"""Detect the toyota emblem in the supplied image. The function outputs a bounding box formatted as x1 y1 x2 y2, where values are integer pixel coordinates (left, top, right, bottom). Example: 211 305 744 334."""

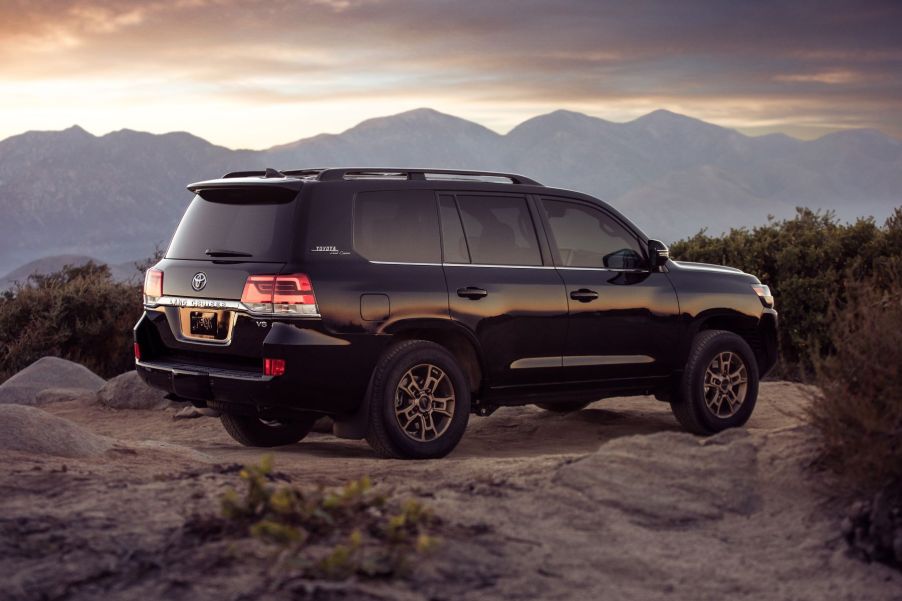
191 272 207 291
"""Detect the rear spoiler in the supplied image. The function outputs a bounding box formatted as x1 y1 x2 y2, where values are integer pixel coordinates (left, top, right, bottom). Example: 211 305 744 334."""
187 171 304 202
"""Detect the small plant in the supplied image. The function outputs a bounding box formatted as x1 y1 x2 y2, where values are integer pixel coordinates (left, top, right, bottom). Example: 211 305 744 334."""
807 264 902 487
219 455 440 579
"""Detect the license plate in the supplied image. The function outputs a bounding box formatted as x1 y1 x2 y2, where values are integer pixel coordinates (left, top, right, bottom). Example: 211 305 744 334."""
190 311 218 336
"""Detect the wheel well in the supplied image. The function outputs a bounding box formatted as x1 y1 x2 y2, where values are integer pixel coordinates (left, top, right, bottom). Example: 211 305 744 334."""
697 315 774 372
393 328 483 393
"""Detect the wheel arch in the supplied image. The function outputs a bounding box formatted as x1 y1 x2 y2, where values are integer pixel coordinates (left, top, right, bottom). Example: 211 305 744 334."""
381 319 485 395
686 309 776 375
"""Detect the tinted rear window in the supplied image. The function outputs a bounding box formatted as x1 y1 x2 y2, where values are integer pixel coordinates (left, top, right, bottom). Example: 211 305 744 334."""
353 190 440 263
167 192 298 262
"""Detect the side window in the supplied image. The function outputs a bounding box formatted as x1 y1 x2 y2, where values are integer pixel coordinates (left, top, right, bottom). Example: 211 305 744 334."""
354 190 440 263
541 199 645 269
456 195 542 266
438 195 470 263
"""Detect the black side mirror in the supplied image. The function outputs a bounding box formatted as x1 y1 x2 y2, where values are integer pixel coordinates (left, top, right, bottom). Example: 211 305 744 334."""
648 239 670 269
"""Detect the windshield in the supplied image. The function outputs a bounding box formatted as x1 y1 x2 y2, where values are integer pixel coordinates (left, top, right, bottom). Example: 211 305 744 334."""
166 193 298 262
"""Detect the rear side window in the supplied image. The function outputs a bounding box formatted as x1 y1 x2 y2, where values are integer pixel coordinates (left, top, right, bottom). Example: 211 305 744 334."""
167 191 298 262
456 195 541 266
541 198 645 269
354 190 440 263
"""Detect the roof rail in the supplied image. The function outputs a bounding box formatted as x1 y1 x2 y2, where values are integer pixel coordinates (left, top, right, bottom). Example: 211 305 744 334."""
316 168 542 186
220 167 543 186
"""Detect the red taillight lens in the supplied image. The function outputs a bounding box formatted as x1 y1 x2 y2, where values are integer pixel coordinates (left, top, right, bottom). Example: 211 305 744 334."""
133 342 141 361
241 273 318 315
144 268 163 298
264 358 286 376
241 275 275 304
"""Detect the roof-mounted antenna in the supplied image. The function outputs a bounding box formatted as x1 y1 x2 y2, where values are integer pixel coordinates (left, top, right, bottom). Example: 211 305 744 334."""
263 167 286 178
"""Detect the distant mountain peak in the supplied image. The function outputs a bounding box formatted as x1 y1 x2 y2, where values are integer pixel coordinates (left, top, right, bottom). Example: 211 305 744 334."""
55 125 96 140
632 109 707 126
344 107 499 138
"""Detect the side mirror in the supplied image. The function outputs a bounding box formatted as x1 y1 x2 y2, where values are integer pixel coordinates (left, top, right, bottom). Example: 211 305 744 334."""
648 239 670 269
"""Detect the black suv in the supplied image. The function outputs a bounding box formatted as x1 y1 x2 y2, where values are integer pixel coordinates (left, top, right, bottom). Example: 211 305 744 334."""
135 168 777 459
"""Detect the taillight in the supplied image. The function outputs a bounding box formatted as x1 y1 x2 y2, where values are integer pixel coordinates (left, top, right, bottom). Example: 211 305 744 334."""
144 268 163 300
133 342 141 361
264 358 286 376
240 274 318 315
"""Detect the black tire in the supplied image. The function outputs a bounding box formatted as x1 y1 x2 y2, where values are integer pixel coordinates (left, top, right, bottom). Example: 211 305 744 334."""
536 401 591 413
670 330 759 435
365 340 470 459
219 412 317 447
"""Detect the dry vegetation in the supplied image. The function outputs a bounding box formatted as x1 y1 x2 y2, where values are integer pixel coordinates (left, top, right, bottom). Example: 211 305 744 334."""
807 266 902 488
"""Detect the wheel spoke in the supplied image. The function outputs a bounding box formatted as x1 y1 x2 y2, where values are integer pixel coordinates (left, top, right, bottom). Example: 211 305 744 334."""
701 351 748 418
393 363 456 443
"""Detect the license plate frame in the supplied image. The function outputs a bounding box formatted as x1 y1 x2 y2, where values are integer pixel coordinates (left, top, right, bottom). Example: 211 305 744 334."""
189 311 218 337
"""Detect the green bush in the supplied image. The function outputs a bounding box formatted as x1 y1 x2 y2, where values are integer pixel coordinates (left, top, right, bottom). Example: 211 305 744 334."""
0 262 143 381
671 207 902 375
219 456 439 579
808 266 902 487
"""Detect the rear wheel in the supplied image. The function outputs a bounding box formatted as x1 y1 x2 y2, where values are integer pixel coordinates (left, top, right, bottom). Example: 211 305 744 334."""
537 401 591 413
365 340 470 459
670 330 759 435
220 412 317 447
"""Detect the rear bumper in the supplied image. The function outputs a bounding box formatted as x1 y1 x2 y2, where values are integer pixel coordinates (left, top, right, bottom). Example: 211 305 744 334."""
136 358 278 406
134 314 383 415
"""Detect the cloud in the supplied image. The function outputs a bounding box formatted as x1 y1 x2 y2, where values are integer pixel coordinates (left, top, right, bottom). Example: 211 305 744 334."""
0 0 899 146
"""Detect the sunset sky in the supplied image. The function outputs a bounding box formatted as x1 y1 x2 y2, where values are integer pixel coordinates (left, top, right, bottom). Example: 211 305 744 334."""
1 0 900 149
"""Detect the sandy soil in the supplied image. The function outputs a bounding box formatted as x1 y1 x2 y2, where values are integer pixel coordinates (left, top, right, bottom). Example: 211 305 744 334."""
2 381 900 600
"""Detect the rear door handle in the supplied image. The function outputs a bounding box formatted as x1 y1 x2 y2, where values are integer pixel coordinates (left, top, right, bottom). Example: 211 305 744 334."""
570 288 599 302
457 286 488 300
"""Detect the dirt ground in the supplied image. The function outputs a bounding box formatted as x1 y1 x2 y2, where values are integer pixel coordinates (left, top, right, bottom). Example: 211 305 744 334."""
2 381 900 600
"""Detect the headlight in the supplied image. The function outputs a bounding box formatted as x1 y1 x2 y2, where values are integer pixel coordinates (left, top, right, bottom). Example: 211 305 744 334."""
751 284 774 308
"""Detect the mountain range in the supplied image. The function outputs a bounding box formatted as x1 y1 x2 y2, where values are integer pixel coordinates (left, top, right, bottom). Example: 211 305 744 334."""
1 108 900 276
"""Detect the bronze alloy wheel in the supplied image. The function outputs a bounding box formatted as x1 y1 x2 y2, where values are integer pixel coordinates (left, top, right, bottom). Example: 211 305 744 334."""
702 351 749 418
394 363 456 442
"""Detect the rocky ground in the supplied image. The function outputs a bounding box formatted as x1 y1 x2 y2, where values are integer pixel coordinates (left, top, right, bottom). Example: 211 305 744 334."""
1 361 900 601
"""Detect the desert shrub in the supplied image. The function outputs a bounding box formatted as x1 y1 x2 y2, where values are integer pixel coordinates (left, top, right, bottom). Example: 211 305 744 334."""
0 262 142 381
219 456 439 579
671 207 902 375
807 265 902 487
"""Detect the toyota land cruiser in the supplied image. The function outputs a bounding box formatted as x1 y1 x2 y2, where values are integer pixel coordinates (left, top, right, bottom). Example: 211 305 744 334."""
135 167 778 459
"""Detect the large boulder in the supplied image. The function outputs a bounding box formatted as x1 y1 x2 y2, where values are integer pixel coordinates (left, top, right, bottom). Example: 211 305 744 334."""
96 371 172 410
0 357 105 406
0 404 111 457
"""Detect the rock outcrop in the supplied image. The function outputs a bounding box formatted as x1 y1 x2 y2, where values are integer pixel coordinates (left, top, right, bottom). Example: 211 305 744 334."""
96 371 171 410
0 357 105 406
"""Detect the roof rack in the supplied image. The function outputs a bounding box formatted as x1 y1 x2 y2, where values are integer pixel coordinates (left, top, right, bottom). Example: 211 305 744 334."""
221 168 542 186
316 168 542 186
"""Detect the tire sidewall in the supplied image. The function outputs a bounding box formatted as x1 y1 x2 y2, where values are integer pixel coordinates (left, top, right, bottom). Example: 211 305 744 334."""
686 333 759 432
376 344 470 459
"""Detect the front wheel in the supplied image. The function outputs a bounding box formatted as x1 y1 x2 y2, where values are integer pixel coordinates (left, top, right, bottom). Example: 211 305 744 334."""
220 412 317 447
669 330 759 435
365 340 470 459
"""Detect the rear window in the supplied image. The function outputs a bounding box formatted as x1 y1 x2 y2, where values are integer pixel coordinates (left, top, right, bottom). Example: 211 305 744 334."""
166 191 298 262
353 190 440 263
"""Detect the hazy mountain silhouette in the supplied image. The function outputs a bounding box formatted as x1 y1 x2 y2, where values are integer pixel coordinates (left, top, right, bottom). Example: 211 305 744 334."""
1 108 899 274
